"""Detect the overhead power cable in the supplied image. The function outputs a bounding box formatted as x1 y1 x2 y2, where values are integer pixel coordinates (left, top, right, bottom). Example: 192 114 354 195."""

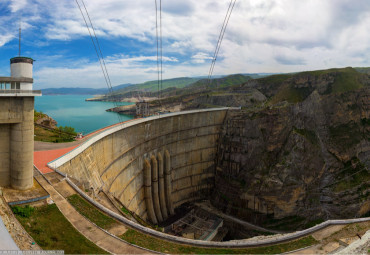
155 0 160 100
154 0 163 113
160 0 163 98
155 0 163 100
207 0 237 85
81 0 114 95
75 0 123 123
76 0 109 92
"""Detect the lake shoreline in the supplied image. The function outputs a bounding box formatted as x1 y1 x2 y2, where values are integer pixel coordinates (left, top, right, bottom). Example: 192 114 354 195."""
35 95 134 135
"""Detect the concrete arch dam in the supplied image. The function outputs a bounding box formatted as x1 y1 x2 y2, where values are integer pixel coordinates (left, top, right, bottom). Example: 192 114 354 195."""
49 108 229 222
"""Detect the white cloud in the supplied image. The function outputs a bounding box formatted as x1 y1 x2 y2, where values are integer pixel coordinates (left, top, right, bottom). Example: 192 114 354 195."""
3 0 370 88
191 52 213 64
0 34 14 47
9 0 28 12
107 55 178 63
33 54 180 88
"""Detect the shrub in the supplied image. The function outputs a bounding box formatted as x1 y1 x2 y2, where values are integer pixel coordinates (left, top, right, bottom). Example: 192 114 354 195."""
12 205 34 218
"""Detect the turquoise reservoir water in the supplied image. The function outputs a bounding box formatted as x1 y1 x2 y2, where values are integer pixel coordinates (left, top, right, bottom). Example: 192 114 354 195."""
35 95 133 135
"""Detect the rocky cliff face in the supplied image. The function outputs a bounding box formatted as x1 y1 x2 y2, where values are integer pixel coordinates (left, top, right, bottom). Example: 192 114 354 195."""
213 68 370 227
34 112 58 129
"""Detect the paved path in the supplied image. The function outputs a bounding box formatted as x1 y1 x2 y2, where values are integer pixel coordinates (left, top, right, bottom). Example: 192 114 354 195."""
35 175 149 254
34 146 79 174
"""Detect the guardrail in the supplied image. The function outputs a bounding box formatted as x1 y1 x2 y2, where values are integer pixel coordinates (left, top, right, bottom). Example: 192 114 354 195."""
64 175 370 248
0 89 42 95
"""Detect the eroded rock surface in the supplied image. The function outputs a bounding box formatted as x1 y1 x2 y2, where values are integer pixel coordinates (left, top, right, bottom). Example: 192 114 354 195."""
213 69 370 225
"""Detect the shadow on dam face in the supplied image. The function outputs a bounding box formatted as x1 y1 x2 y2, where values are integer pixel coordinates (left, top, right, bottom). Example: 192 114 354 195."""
50 109 229 224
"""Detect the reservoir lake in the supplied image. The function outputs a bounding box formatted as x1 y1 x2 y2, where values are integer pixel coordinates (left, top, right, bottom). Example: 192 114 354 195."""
35 95 133 135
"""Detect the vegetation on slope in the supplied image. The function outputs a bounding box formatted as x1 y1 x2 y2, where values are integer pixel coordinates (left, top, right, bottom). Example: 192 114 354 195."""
98 74 251 103
34 110 77 143
331 157 370 193
13 204 108 254
186 74 251 90
112 77 201 94
67 194 118 230
147 74 253 108
255 67 369 104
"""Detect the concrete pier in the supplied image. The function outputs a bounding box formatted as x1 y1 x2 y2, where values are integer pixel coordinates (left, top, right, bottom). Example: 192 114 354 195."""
10 98 34 190
0 124 10 187
0 97 38 190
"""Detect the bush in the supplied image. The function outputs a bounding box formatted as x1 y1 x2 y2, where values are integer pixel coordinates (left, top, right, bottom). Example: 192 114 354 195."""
12 205 34 218
58 126 77 136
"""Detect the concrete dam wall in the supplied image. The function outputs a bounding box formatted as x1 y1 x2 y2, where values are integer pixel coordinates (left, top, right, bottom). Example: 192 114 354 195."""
49 108 229 222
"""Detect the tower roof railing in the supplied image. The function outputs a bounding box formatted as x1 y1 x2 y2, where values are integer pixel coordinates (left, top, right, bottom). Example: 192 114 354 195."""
10 56 34 64
0 77 33 83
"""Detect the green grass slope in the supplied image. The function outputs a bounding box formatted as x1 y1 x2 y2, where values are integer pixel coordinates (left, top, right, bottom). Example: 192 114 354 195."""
113 77 201 94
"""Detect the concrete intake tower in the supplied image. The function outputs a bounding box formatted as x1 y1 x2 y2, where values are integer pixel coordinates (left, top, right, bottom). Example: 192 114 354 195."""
0 56 41 190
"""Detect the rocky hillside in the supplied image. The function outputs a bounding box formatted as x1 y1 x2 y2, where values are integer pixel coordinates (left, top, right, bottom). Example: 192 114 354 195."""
108 74 255 114
212 67 370 229
34 110 57 128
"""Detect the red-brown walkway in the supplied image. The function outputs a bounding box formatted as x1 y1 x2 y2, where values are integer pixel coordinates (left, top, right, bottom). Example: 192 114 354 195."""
34 146 78 174
34 119 137 174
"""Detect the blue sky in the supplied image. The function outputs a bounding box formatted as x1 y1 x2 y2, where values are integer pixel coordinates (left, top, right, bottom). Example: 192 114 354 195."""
1 0 370 89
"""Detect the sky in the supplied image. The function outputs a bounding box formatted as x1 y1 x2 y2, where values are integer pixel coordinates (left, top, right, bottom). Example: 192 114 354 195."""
1 0 370 89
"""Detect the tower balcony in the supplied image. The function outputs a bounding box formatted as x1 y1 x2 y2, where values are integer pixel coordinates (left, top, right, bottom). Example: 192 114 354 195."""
0 77 41 97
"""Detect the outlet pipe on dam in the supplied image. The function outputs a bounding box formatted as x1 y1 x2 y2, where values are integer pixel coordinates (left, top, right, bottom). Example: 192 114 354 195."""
157 152 168 219
144 159 157 224
151 155 163 222
164 150 175 215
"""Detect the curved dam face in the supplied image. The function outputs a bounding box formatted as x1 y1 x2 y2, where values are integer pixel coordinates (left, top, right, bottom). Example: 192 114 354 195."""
50 109 228 221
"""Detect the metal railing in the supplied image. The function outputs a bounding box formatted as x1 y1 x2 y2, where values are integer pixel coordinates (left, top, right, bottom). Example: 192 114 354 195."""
0 89 42 95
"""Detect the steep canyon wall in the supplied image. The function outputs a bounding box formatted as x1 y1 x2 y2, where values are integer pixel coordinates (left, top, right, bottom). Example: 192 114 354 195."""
213 88 370 223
